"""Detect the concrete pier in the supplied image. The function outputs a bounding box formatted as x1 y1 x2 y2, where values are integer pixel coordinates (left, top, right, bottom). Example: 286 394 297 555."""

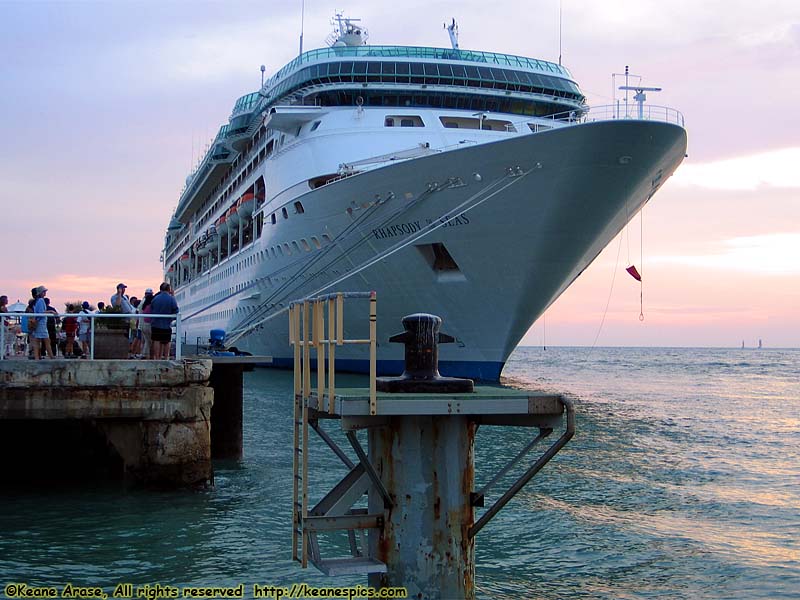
0 359 214 486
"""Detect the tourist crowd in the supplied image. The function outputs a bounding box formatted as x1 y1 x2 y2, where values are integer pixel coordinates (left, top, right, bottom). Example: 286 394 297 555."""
0 282 179 360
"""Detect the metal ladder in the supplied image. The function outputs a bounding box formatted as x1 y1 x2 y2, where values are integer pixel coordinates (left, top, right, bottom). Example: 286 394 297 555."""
290 292 387 575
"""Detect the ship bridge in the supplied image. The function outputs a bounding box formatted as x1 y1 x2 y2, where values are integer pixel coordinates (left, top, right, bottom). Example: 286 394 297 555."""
226 45 586 142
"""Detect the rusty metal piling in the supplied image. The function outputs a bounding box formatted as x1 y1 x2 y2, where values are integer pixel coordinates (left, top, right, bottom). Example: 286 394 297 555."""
368 415 476 598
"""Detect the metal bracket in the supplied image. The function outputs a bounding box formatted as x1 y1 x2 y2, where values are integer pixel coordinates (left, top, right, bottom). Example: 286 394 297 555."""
471 428 552 507
468 396 574 539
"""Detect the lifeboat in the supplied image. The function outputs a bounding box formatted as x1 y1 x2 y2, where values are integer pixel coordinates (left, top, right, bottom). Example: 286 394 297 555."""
215 213 228 236
179 253 190 265
227 204 240 227
237 192 255 219
196 234 209 257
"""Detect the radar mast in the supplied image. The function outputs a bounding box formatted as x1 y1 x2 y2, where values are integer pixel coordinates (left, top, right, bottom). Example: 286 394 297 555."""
326 13 369 47
444 18 459 49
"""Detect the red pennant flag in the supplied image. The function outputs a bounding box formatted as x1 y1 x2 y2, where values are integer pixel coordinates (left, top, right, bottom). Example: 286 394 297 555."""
626 265 642 281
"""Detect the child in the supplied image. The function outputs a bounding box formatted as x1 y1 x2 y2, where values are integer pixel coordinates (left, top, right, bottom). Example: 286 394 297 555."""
62 304 79 358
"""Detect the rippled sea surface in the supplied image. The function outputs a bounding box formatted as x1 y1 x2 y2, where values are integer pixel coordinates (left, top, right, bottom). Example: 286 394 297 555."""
1 347 798 599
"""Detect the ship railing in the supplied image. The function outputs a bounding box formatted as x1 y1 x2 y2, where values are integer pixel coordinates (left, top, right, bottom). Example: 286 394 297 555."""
549 104 685 127
1 312 184 361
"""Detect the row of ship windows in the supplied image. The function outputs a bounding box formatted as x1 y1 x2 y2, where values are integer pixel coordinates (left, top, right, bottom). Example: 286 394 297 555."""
263 61 583 106
382 114 531 132
185 232 334 306
309 90 569 119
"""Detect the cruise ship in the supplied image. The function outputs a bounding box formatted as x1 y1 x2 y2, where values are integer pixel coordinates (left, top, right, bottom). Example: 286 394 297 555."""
161 15 687 381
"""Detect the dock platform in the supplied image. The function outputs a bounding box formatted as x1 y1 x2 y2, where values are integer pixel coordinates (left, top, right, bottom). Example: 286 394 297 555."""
307 386 565 428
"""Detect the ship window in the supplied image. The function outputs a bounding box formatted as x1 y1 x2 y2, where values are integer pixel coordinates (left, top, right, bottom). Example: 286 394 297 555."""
282 243 291 255
443 121 458 128
322 233 332 244
292 241 301 253
294 201 305 214
311 236 321 249
385 115 424 128
271 213 276 224
310 120 321 131
384 117 394 127
301 239 311 252
282 207 288 219
527 123 552 133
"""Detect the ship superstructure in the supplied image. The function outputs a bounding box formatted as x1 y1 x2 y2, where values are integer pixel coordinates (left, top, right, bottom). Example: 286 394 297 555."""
162 15 686 380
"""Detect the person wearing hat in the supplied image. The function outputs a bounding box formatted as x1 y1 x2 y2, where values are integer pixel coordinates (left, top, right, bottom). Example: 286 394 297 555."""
31 285 54 359
78 301 93 358
110 283 134 313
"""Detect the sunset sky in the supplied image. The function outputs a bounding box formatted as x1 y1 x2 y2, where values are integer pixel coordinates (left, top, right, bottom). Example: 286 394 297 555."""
1 0 797 348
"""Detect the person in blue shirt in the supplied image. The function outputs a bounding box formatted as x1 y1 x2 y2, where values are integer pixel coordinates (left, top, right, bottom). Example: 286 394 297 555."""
149 282 179 360
31 285 54 359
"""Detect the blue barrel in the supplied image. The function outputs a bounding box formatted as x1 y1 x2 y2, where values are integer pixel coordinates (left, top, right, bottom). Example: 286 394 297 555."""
210 329 226 344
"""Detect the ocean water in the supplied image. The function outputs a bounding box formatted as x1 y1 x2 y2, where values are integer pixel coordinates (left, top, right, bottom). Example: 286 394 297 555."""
1 347 798 599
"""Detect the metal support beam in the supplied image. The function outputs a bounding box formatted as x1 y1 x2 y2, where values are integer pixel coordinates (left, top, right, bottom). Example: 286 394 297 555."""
346 430 393 509
304 513 384 532
471 428 551 507
469 397 574 539
310 420 355 470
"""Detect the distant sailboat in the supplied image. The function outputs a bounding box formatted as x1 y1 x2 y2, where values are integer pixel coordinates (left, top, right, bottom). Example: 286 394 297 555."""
741 340 745 349
758 339 763 349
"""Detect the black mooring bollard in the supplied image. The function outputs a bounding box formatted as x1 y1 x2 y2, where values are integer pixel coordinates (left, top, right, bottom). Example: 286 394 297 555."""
376 313 474 393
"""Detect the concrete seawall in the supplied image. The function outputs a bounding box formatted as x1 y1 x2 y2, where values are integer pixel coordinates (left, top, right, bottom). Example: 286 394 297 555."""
0 359 214 486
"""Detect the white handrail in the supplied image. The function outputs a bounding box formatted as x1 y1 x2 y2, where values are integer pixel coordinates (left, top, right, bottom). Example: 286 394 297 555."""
0 312 182 361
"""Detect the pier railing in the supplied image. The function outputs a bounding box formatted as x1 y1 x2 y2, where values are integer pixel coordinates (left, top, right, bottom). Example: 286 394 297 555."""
1 311 183 360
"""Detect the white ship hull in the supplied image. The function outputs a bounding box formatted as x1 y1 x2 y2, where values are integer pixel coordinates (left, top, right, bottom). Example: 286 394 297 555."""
174 118 686 380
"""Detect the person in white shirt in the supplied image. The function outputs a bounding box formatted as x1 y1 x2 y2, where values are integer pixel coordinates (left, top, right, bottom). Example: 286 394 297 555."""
78 301 93 358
